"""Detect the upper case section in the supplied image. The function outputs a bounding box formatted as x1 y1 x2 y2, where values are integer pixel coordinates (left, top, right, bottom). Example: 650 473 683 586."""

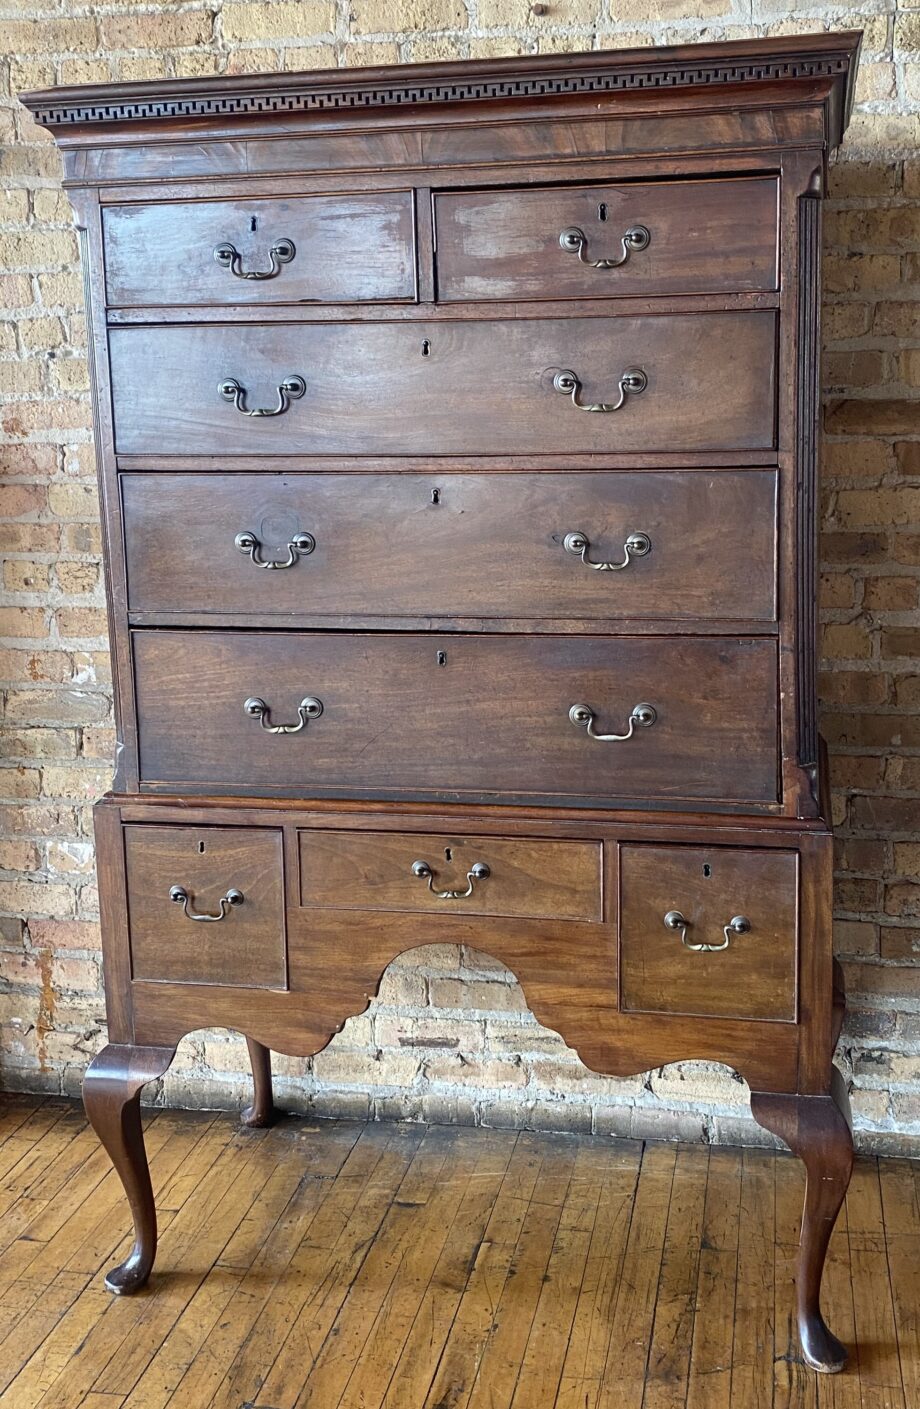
23 33 860 182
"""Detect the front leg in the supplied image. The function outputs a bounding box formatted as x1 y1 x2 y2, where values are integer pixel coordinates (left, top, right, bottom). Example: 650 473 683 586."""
82 1043 176 1294
750 1066 854 1373
242 1036 277 1128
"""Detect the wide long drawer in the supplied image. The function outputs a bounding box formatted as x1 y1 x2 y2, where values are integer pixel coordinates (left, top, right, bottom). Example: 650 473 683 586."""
108 313 777 456
122 469 778 623
132 630 779 806
434 176 779 301
103 192 416 306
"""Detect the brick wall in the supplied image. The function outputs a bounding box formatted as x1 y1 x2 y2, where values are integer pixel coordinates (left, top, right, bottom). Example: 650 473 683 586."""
0 1 918 1154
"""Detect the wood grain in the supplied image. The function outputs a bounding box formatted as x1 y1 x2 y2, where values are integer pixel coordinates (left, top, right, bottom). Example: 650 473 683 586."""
103 190 416 306
121 469 779 625
434 175 779 301
131 630 780 806
299 828 603 921
107 312 778 456
619 843 798 1022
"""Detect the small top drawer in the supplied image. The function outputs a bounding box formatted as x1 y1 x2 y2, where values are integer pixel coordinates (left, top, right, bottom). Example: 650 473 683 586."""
102 192 416 307
434 177 779 301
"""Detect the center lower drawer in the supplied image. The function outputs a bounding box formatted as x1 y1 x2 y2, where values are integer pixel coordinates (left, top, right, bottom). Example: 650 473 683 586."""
299 830 603 921
108 312 776 456
132 630 779 806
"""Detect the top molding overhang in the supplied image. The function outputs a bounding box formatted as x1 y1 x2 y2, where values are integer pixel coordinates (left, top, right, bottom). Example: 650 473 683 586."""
21 31 862 151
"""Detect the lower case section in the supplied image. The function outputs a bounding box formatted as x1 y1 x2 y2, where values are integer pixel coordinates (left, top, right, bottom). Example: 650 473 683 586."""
89 793 848 1371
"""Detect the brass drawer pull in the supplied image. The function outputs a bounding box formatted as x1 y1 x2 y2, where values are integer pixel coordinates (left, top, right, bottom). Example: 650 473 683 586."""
244 695 323 733
411 859 490 900
569 701 657 741
235 529 315 569
563 530 651 571
558 224 650 268
218 374 305 417
664 909 752 952
169 884 244 922
553 367 647 413
213 237 296 280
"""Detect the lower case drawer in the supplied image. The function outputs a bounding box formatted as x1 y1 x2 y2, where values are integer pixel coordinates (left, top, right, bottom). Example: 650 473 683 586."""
299 830 602 921
124 825 286 987
619 843 798 1021
132 630 778 807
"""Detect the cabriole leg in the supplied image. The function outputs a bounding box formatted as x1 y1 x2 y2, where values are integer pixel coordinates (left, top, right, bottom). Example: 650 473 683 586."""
82 1042 176 1294
242 1036 276 1128
750 1066 854 1373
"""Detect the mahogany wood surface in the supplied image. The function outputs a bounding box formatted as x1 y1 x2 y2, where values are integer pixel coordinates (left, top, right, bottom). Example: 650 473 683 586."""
434 175 779 301
25 32 863 1372
131 629 780 805
298 828 603 921
619 843 799 1022
123 824 286 988
103 190 416 306
106 312 778 456
121 469 779 625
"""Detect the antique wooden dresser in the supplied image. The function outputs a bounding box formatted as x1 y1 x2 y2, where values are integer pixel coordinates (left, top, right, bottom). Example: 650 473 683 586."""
25 30 861 1374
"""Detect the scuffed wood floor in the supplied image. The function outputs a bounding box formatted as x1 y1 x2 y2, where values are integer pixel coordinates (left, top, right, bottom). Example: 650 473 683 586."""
0 1096 915 1409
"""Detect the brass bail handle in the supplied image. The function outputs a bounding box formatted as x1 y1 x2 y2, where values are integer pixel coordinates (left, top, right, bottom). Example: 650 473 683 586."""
235 530 315 569
553 367 647 413
218 374 306 417
664 909 752 952
411 859 491 901
244 696 323 734
563 530 651 571
213 237 296 279
169 885 244 922
559 223 650 268
568 701 657 742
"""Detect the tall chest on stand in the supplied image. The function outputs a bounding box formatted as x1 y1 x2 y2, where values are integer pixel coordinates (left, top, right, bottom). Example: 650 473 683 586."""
24 30 861 1374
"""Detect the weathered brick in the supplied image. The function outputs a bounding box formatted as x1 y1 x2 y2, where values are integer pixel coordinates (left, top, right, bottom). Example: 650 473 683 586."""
350 0 466 34
3 561 50 593
222 2 335 41
101 11 212 50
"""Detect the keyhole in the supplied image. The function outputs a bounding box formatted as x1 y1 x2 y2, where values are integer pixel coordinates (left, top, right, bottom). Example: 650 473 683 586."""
437 650 447 666
445 848 452 862
198 841 205 854
598 202 608 222
421 339 431 356
702 863 712 878
431 487 440 505
250 216 257 232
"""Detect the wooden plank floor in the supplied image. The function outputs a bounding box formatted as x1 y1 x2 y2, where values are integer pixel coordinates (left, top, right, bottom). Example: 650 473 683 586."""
0 1096 913 1409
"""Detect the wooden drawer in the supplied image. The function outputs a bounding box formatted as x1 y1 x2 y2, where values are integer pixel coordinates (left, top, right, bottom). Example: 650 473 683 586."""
132 630 778 806
102 192 416 306
108 312 776 456
122 469 778 624
619 844 797 1021
124 825 286 987
299 830 602 921
434 176 779 301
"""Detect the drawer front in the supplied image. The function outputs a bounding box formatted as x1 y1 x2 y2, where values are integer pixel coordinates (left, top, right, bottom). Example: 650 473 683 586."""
133 631 778 805
124 825 286 987
299 830 602 921
619 844 797 1021
122 469 778 624
103 193 416 306
109 313 776 456
434 177 779 301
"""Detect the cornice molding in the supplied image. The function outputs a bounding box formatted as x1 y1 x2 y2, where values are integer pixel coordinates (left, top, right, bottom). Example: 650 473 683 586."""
21 32 861 146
